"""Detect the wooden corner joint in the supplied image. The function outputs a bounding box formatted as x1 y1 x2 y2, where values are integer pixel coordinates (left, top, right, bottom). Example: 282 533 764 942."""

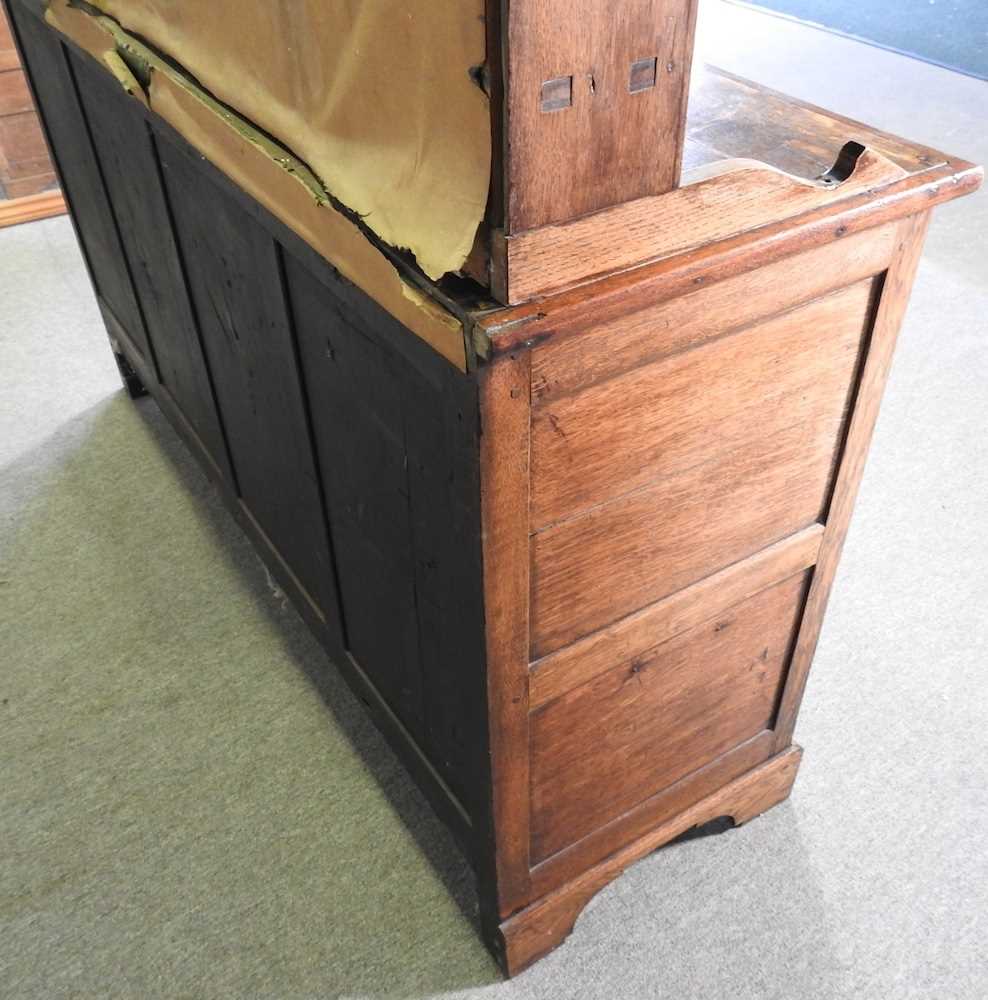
493 746 803 977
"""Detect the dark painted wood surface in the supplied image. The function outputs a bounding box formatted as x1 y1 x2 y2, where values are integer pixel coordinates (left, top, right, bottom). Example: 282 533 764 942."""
10 0 489 848
287 253 488 808
159 141 341 630
8 2 147 352
70 52 233 483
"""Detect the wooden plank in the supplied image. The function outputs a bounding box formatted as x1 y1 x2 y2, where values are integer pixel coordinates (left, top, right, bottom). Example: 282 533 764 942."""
0 184 61 226
158 139 340 632
529 281 876 657
773 212 933 750
504 0 699 233
530 729 775 898
497 146 908 303
479 351 534 921
528 223 897 403
70 53 234 483
685 66 950 180
101 292 475 858
529 572 808 861
531 280 876 528
499 747 803 975
530 524 823 709
476 162 980 359
9 5 146 350
287 253 434 748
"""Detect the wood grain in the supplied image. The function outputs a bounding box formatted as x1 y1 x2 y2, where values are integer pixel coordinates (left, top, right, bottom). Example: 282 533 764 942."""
499 746 803 976
504 0 698 233
528 223 896 403
530 280 875 656
531 279 876 529
0 183 61 225
684 66 949 180
530 524 823 709
477 161 980 358
529 572 808 860
160 140 340 628
498 146 906 303
479 351 534 918
772 212 933 751
72 52 234 483
9 7 147 349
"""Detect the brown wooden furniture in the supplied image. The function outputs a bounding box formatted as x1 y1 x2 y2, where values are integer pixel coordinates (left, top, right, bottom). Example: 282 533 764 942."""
0 0 62 224
8 0 980 977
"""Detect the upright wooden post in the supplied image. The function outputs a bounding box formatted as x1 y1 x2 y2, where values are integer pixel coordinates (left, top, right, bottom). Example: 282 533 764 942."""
500 0 700 234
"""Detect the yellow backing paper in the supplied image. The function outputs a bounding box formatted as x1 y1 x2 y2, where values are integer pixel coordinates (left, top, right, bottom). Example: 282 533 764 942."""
85 0 491 281
46 0 469 369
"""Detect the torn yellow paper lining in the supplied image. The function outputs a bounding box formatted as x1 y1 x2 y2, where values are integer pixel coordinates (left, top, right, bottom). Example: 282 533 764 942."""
45 0 468 370
84 0 491 282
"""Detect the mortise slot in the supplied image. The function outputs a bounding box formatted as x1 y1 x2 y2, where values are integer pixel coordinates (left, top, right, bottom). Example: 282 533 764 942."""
629 57 658 93
541 75 573 113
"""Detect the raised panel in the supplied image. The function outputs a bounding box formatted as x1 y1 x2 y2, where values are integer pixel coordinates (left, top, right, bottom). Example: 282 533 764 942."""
530 279 876 656
10 6 146 344
285 251 486 803
159 140 340 630
71 53 233 481
532 280 875 528
529 571 809 862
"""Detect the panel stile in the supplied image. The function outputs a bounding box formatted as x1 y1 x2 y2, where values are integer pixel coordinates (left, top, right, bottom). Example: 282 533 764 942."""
772 211 933 750
479 350 535 920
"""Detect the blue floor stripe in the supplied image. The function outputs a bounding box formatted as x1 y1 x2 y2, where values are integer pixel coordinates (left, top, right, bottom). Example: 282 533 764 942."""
735 0 988 81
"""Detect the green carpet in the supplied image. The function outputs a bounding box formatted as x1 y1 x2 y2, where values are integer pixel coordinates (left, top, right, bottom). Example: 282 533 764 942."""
0 395 495 997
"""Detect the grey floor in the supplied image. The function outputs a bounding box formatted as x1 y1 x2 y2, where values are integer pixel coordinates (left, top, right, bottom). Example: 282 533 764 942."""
1 4 986 998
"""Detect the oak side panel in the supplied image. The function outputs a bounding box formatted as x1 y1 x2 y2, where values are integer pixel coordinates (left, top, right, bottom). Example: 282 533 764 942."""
479 351 534 922
532 280 875 529
529 223 897 403
773 211 933 750
529 729 776 898
504 0 698 233
530 524 824 709
530 280 877 656
529 572 809 861
500 747 803 976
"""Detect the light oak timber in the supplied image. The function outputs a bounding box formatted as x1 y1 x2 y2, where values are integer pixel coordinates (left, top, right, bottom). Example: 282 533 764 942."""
685 67 949 179
0 184 63 225
529 524 824 710
495 145 908 303
498 746 804 976
477 159 981 349
529 280 875 657
529 573 809 861
530 280 875 528
504 0 699 233
10 0 982 978
772 211 933 751
479 351 535 919
527 224 897 405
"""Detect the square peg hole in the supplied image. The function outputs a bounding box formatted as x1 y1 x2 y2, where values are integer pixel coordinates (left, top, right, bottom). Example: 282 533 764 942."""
629 57 657 93
540 76 573 113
